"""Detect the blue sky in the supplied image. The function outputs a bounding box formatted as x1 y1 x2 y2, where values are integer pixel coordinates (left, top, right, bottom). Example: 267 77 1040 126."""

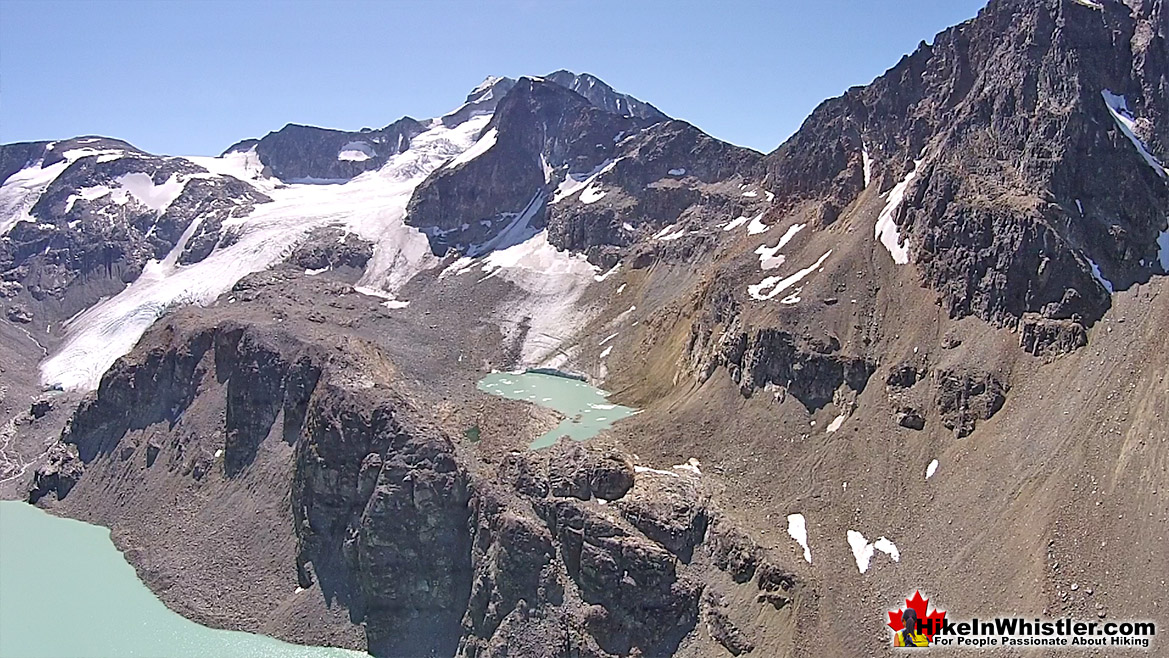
1 0 985 156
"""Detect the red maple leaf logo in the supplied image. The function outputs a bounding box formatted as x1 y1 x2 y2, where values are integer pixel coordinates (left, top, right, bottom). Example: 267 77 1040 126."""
888 590 947 642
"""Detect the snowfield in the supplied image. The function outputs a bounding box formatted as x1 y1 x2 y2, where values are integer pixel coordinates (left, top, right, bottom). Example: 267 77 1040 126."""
875 160 919 265
41 114 493 390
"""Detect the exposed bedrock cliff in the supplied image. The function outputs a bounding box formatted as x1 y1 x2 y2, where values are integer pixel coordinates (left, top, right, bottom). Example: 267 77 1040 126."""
685 279 876 412
34 315 799 657
761 0 1168 339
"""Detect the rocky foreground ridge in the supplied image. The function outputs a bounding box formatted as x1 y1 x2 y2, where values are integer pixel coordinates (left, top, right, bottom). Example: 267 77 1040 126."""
32 306 801 657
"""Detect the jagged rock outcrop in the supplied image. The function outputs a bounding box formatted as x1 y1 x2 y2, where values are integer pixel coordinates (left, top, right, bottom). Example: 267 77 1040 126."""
224 117 425 183
0 137 270 320
27 442 83 503
405 75 763 267
38 312 799 657
934 368 1009 437
760 0 1168 348
687 279 875 410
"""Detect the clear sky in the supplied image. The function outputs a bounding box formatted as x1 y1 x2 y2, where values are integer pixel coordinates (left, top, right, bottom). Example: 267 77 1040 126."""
1 0 985 156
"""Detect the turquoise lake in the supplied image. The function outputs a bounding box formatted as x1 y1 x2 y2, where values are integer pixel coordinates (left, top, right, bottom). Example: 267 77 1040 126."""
0 500 366 658
476 371 636 449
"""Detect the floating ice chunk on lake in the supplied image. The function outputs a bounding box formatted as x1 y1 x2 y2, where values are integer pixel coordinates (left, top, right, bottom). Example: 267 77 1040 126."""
787 513 813 563
825 414 846 433
1101 90 1167 178
446 128 498 168
668 168 686 176
926 459 939 479
874 160 920 264
748 251 831 301
338 140 376 162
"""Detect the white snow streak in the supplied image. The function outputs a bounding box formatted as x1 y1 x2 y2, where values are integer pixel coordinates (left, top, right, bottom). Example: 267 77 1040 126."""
447 128 498 169
825 414 846 433
1101 90 1167 178
874 160 920 264
926 459 939 479
748 251 831 301
787 513 813 564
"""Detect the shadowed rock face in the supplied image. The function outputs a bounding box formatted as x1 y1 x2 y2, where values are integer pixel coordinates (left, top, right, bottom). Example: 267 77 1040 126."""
761 0 1168 341
225 117 426 183
405 76 763 267
37 316 799 657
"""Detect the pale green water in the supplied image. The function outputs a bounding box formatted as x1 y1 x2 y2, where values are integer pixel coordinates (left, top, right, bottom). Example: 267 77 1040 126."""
0 501 366 658
477 372 636 449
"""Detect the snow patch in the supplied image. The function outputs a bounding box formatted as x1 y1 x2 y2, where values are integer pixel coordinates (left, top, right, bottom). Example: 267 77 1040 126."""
1071 0 1103 9
862 146 873 187
747 212 770 235
0 159 71 235
825 414 846 433
926 459 939 479
338 140 376 162
787 513 812 564
115 173 186 211
741 190 758 198
552 159 619 204
579 184 607 204
847 530 900 574
874 160 920 264
748 251 831 301
667 168 686 176
1101 90 1167 178
723 214 751 232
447 128 498 169
755 223 805 270
1088 257 1114 294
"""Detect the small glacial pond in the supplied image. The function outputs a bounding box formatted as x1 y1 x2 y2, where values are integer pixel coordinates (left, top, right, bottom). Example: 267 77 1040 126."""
0 500 366 658
477 371 636 449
